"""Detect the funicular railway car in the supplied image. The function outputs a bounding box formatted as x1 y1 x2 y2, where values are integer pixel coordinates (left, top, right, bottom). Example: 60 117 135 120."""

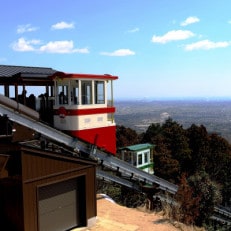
50 72 118 154
0 65 118 154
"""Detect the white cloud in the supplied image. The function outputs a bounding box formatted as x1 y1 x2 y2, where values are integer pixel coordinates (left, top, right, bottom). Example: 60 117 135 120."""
100 49 135 56
39 40 89 53
73 47 89 53
17 24 38 34
51 21 75 30
11 37 41 51
181 16 200 26
184 39 230 51
152 30 195 44
11 38 89 54
228 20 231 24
127 27 139 33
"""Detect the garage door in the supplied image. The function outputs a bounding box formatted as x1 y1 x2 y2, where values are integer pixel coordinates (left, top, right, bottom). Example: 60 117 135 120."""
38 178 79 231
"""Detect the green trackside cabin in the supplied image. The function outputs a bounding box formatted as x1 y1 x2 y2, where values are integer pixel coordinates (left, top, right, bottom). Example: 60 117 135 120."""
118 143 155 174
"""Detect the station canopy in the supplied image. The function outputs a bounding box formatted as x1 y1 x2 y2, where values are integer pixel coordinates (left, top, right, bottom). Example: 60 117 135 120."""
0 65 118 86
0 65 57 86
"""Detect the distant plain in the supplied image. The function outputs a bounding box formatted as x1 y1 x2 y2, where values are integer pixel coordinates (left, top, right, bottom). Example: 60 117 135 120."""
115 99 231 143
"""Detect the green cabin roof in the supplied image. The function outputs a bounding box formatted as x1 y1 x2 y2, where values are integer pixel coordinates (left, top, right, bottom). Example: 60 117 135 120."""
119 143 154 152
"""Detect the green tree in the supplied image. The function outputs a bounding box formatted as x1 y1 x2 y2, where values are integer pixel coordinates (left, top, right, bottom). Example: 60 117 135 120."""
116 125 139 148
141 123 163 144
208 134 231 206
174 173 201 225
154 145 180 183
162 118 191 174
188 171 222 226
207 133 231 182
186 124 210 174
141 121 180 182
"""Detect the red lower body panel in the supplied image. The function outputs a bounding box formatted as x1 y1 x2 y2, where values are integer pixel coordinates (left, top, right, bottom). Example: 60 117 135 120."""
67 126 116 155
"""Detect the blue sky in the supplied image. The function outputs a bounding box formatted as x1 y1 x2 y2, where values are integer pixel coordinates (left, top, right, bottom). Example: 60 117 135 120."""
1 0 231 100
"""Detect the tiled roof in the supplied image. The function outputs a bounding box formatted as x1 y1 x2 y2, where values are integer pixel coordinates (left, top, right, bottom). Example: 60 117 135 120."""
0 65 57 77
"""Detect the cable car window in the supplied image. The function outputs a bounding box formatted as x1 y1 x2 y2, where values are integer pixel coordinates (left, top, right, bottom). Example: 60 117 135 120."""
138 154 143 165
58 85 68 104
144 151 149 163
71 80 79 105
81 81 92 105
95 81 105 104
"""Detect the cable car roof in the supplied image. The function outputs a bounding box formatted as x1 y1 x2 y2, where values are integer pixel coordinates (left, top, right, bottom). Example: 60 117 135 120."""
50 71 118 80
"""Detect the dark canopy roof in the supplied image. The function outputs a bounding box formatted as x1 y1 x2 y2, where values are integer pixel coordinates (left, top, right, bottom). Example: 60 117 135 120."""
0 65 118 87
0 65 57 86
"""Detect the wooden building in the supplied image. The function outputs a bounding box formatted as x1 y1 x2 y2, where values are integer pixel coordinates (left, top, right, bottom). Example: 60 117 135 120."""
0 122 97 231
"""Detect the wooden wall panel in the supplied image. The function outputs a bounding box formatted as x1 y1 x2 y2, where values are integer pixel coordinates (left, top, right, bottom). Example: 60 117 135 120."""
0 145 97 231
20 148 96 231
86 167 97 219
21 149 92 181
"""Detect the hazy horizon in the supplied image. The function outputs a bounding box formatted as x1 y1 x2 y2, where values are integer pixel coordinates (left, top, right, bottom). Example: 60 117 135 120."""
114 95 231 102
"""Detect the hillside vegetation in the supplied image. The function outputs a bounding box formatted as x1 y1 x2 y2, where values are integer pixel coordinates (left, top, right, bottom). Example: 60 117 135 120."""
116 118 231 229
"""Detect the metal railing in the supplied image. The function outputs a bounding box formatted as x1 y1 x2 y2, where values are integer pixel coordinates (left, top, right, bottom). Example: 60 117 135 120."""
0 100 178 194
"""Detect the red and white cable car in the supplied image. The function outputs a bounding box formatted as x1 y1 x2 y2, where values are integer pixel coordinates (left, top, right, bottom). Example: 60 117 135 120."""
50 72 118 154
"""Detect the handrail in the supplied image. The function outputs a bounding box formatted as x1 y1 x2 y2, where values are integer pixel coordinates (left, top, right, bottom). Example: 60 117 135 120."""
97 169 140 191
